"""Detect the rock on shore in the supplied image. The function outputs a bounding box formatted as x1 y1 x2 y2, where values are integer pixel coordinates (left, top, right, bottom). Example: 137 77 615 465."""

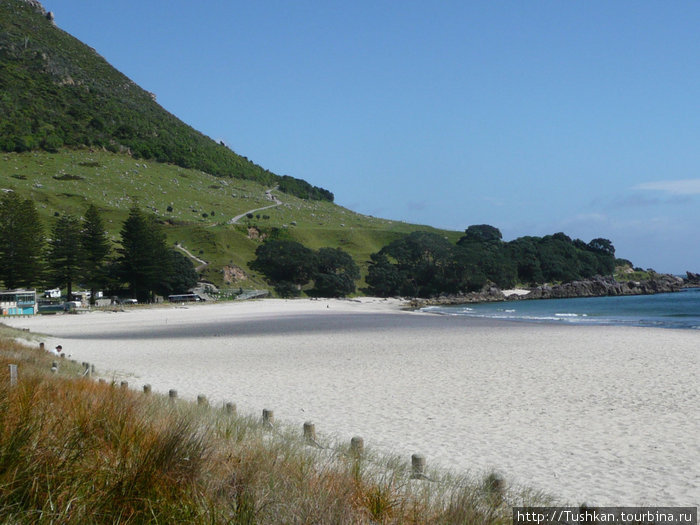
685 271 700 286
410 274 685 308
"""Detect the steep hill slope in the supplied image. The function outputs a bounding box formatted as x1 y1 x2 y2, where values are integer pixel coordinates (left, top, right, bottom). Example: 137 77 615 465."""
0 0 460 292
0 0 331 201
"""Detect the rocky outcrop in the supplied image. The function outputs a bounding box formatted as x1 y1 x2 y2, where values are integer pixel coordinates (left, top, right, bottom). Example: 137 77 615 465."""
408 286 506 308
524 274 683 300
408 274 684 308
18 0 46 15
684 271 700 287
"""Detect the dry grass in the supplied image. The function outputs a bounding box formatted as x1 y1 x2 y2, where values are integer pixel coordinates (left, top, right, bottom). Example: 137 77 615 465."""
0 338 550 523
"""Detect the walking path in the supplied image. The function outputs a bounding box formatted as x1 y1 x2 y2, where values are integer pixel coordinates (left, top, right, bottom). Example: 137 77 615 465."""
227 188 282 225
174 243 208 272
177 188 282 272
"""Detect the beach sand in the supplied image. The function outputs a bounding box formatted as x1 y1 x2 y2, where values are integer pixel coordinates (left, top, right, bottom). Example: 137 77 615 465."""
6 298 698 507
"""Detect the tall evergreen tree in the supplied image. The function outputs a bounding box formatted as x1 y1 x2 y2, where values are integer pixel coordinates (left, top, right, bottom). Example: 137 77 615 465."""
0 192 44 289
157 250 198 296
48 214 82 299
117 206 171 303
80 204 111 305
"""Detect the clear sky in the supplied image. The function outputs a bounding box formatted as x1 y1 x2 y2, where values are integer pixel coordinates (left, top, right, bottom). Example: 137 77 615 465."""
41 1 700 274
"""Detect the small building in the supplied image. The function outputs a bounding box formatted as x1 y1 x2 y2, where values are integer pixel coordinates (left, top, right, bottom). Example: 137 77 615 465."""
0 289 37 316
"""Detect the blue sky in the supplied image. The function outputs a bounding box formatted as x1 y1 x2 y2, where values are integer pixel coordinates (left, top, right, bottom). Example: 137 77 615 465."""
42 1 700 273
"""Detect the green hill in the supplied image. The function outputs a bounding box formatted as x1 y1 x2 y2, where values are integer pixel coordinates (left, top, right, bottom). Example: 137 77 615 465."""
0 0 331 202
0 0 460 291
0 150 458 290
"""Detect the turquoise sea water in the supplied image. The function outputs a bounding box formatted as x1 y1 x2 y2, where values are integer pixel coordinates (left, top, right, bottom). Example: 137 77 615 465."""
422 287 700 330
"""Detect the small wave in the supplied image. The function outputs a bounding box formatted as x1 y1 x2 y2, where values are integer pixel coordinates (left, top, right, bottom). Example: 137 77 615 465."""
419 306 474 316
555 313 587 318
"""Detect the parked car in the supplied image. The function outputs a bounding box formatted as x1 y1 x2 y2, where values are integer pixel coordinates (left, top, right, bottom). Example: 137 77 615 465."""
122 298 138 305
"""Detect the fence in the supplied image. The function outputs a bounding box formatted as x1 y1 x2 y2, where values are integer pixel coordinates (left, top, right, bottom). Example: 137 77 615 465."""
7 343 509 497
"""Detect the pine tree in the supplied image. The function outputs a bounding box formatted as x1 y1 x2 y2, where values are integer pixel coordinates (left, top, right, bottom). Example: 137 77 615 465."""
0 192 44 289
80 204 111 305
48 214 81 299
117 206 171 303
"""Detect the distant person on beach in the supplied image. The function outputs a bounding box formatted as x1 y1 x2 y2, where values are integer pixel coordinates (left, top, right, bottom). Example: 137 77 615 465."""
50 345 62 356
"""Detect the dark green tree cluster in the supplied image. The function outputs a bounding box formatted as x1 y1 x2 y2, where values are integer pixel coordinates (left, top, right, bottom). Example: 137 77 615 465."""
116 207 198 302
0 0 333 202
0 192 198 301
249 241 359 298
0 192 44 289
366 226 616 298
277 176 334 202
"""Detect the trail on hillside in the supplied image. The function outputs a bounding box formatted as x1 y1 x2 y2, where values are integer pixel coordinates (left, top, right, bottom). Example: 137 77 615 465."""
175 243 208 272
227 188 282 225
176 189 282 272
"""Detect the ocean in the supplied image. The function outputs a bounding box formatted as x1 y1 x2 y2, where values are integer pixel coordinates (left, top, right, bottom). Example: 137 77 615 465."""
422 287 700 330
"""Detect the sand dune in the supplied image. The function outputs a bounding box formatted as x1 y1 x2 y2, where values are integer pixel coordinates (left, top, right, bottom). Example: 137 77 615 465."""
6 298 698 507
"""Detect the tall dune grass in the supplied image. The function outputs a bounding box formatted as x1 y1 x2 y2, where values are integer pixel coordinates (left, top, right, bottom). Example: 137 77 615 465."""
0 335 550 523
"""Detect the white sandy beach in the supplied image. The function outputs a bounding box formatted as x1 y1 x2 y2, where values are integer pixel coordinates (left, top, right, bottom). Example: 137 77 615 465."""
5 298 698 507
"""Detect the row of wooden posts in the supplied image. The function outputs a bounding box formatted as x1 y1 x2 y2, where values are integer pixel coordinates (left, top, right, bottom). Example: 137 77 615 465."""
8 358 433 480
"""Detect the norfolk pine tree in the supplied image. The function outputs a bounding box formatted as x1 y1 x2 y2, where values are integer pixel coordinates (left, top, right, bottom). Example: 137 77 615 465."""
117 206 171 303
47 214 81 299
0 192 44 289
80 204 111 305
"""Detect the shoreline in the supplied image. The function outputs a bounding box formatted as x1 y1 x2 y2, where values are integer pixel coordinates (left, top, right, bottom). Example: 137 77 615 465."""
409 274 691 309
4 299 698 508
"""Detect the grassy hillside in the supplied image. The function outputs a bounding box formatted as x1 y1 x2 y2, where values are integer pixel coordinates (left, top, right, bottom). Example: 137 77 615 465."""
0 0 463 292
0 0 331 201
0 150 460 291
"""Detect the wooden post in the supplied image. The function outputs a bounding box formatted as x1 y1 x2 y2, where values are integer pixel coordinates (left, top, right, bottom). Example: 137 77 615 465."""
579 503 596 524
8 364 18 387
120 381 128 389
83 362 91 378
486 472 504 497
350 436 364 457
98 378 106 384
197 394 208 406
169 389 178 401
91 364 95 374
411 454 426 479
51 361 58 374
262 408 274 428
143 384 152 394
224 402 236 415
303 421 316 443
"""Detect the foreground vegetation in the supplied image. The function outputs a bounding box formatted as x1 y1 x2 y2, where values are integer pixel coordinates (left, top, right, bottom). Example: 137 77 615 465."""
0 333 551 523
